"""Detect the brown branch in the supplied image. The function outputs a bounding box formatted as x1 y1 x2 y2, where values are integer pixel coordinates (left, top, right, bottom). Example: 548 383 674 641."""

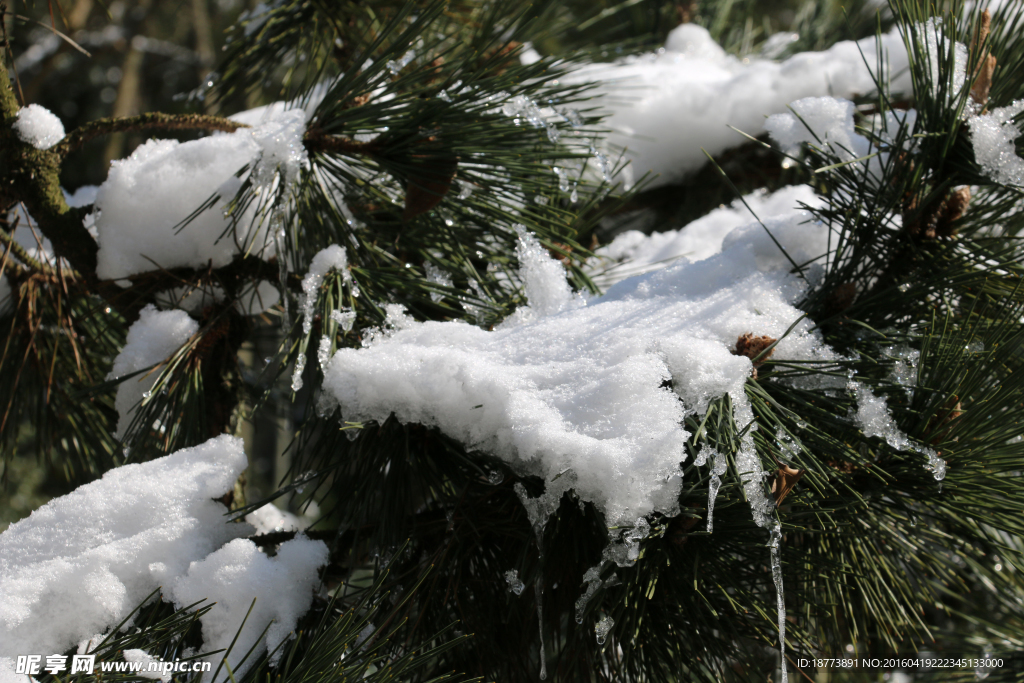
57 112 251 156
303 128 381 156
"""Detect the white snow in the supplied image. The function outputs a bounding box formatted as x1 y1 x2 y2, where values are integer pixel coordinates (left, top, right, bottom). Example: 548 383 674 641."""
13 104 65 150
968 100 1024 186
850 381 946 480
245 503 305 534
590 185 823 287
107 305 199 438
322 218 837 526
0 435 251 658
170 536 328 681
568 23 913 187
293 245 351 390
93 110 309 281
123 650 170 681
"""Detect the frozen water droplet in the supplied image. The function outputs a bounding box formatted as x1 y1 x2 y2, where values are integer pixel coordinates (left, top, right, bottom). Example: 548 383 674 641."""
142 391 152 400
504 569 525 595
570 186 578 203
898 283 911 293
595 614 614 645
488 470 504 485
291 352 306 392
966 340 985 354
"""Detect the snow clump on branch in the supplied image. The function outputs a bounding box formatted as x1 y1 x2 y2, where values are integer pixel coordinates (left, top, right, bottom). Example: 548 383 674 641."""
0 435 328 682
92 110 309 281
13 104 65 150
320 204 837 528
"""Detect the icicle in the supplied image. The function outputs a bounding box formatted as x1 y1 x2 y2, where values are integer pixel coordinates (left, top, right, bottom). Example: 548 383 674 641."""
274 218 290 330
535 570 546 680
769 523 788 683
705 448 727 533
331 308 356 332
575 564 604 623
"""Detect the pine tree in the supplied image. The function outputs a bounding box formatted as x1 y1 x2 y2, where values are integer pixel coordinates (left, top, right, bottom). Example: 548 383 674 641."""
2 1 1024 682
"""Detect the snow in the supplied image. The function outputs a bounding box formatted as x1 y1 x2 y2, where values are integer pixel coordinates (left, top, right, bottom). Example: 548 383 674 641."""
0 435 251 658
13 104 65 150
0 659 29 683
245 503 305 534
124 650 170 681
293 245 351 391
851 381 946 481
589 185 823 287
93 110 309 281
569 24 912 187
322 217 837 526
766 98 869 161
170 536 328 681
107 305 199 439
968 100 1024 186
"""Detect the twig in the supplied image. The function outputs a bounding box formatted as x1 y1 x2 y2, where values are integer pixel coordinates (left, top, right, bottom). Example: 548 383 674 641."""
57 112 251 155
3 11 90 56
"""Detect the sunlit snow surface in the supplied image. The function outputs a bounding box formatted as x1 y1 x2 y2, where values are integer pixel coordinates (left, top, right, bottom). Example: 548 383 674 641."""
13 104 65 150
0 436 328 681
567 23 912 187
322 208 837 526
0 436 251 657
92 110 308 280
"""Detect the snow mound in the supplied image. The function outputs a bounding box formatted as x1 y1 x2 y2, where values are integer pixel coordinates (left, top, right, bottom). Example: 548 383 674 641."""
171 537 328 682
0 435 251 657
322 213 836 526
570 24 911 187
13 104 65 150
93 110 308 280
107 305 199 439
590 184 823 287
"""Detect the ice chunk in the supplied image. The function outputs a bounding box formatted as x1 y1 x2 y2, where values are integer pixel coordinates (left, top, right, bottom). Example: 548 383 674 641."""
968 100 1024 186
170 536 328 681
0 435 250 657
107 305 199 439
250 109 308 190
594 614 614 644
13 104 65 150
504 569 525 595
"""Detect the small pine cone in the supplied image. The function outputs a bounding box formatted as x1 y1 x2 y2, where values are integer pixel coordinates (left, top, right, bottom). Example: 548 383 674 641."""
732 333 776 378
935 186 971 238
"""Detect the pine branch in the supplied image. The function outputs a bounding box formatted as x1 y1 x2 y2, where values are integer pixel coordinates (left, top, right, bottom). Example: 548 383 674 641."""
56 112 251 156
